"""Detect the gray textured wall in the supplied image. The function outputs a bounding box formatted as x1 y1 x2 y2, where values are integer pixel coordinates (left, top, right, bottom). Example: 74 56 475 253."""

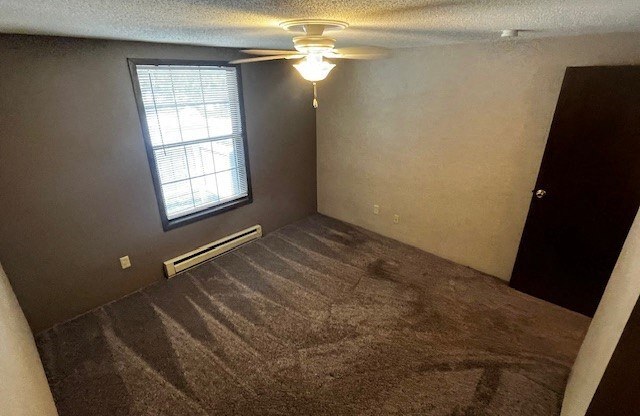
0 35 317 333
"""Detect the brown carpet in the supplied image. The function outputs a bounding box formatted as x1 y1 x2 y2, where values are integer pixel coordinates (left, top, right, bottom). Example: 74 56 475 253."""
36 214 590 416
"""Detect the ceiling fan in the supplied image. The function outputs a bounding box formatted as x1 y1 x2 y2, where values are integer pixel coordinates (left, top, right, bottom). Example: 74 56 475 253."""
230 19 389 108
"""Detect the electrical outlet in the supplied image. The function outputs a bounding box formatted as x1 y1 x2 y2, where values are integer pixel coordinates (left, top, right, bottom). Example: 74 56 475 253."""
393 214 400 224
119 256 131 269
373 204 380 215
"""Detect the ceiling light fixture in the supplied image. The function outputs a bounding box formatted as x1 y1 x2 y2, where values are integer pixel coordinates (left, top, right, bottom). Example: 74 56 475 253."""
293 53 336 108
230 19 388 109
293 53 336 82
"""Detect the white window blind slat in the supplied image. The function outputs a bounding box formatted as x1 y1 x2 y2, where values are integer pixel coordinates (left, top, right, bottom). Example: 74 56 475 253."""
135 64 249 221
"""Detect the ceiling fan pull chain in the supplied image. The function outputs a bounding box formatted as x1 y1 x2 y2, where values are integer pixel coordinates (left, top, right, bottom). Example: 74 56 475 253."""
312 82 319 109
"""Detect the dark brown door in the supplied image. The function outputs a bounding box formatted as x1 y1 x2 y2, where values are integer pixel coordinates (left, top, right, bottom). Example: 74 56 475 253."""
510 66 640 317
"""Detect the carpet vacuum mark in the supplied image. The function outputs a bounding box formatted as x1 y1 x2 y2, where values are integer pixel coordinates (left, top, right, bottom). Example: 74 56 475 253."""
36 215 589 415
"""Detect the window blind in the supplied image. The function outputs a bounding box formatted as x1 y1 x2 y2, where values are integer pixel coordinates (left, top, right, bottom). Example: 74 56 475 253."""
134 64 249 221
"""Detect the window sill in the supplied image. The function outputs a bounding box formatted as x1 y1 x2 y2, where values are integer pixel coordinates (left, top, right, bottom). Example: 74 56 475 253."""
162 195 253 231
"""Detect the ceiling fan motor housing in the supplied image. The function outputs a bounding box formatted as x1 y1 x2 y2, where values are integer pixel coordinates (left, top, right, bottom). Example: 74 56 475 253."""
293 36 336 54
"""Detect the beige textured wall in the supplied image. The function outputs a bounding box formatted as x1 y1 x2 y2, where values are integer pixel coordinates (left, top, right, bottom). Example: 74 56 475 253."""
561 209 640 416
0 262 58 416
317 32 640 280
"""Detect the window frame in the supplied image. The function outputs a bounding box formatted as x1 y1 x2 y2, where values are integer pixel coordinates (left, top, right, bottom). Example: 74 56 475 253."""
128 58 253 231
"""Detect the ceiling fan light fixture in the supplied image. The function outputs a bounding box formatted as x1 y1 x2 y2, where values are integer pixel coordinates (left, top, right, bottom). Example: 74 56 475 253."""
293 54 335 82
232 20 387 108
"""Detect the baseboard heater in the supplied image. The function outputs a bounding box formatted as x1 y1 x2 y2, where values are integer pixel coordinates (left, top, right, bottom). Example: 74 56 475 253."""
163 225 262 278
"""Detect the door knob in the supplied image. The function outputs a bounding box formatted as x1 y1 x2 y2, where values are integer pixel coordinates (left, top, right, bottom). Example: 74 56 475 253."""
535 189 547 199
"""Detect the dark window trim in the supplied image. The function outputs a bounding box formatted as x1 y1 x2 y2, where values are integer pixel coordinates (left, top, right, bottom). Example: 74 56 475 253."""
127 58 253 231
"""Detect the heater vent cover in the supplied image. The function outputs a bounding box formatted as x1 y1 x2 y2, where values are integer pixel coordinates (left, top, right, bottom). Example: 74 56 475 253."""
163 225 262 277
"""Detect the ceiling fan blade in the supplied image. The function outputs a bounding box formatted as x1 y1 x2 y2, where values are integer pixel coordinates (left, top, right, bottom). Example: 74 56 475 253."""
240 49 300 56
333 46 388 54
325 53 384 60
229 55 304 64
327 46 390 59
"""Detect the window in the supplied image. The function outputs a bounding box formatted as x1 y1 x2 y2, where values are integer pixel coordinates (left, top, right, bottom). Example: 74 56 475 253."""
129 60 251 230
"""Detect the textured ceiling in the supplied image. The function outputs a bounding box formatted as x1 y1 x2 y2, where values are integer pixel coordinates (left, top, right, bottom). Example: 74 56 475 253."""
0 0 639 49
